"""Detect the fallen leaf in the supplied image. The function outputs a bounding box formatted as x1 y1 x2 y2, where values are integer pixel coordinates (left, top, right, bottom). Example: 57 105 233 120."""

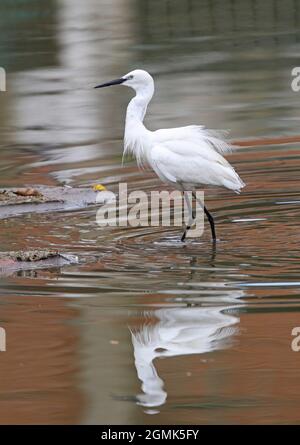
93 184 107 191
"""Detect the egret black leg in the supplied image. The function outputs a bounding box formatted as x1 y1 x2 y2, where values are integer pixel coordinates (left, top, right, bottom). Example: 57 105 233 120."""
181 227 189 242
204 206 216 241
181 191 195 242
192 192 216 241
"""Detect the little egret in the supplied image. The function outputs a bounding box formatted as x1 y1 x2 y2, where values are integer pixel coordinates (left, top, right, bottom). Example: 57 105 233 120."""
95 69 245 241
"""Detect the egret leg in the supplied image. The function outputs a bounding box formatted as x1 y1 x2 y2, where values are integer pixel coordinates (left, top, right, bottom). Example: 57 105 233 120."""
204 206 216 241
192 192 216 241
181 191 195 242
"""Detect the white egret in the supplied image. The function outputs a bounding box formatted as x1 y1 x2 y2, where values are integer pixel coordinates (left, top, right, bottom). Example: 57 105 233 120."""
95 69 245 241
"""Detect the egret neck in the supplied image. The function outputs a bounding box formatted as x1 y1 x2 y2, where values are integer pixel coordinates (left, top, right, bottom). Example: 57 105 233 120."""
124 81 154 167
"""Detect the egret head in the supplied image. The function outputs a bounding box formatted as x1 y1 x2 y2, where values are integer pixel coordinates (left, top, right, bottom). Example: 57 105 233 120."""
95 69 154 93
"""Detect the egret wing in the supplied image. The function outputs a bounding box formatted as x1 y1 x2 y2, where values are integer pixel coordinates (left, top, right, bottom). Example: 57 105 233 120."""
150 143 220 186
150 145 178 184
150 142 245 191
154 125 233 155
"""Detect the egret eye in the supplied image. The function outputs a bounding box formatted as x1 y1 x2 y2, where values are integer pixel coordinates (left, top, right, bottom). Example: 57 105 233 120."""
126 75 134 80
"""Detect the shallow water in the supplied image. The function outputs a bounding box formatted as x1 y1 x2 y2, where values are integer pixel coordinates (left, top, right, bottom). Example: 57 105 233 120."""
0 0 300 424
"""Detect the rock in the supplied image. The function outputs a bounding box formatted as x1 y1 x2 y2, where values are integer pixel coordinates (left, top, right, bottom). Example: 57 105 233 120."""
13 188 42 197
0 250 78 274
0 185 110 219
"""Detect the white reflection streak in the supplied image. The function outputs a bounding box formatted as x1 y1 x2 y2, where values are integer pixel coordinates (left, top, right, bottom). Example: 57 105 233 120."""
131 295 243 409
13 0 134 182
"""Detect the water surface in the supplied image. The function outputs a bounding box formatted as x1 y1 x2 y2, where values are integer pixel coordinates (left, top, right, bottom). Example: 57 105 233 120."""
0 0 300 424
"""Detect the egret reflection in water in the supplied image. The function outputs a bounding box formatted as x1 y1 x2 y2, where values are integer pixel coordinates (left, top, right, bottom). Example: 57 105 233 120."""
130 292 244 409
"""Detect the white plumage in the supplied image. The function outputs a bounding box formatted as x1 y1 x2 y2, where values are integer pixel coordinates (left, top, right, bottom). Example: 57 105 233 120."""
95 69 245 241
130 303 240 407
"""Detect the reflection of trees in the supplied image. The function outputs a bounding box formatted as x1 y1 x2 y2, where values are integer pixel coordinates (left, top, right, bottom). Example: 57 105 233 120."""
138 0 300 48
10 0 135 180
134 1 300 141
0 1 57 71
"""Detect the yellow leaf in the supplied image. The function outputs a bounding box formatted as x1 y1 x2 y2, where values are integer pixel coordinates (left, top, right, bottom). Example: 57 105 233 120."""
93 184 107 191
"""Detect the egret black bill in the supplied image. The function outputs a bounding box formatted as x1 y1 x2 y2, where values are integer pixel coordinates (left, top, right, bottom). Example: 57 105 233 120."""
94 78 126 89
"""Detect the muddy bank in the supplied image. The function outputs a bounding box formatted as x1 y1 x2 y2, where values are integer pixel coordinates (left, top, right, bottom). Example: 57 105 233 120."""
0 250 78 275
0 186 110 219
